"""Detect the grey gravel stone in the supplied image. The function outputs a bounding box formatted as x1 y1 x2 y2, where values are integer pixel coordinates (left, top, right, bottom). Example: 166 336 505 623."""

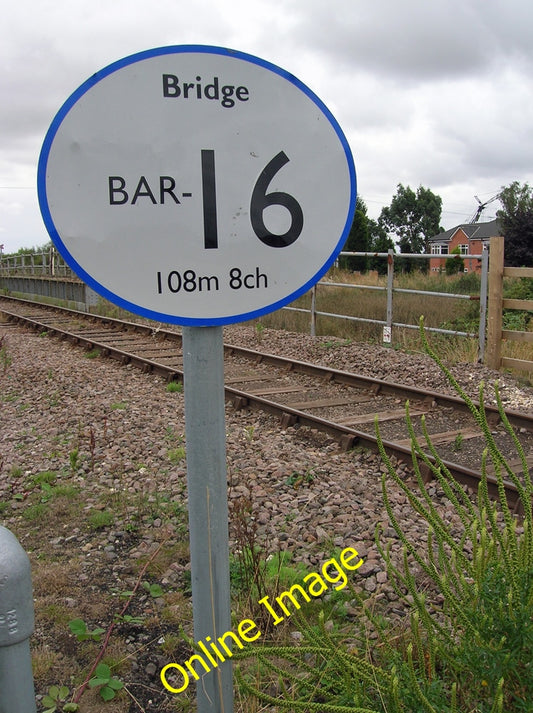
1 320 531 625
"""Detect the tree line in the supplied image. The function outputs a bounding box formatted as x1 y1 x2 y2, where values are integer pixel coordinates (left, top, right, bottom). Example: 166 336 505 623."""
2 182 532 270
341 181 533 272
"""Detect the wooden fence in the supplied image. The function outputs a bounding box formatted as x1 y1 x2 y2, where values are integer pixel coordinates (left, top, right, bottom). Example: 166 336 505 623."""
486 236 533 372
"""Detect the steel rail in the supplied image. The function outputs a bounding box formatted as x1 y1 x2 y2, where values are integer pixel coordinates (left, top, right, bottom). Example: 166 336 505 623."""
0 296 528 513
2 295 530 433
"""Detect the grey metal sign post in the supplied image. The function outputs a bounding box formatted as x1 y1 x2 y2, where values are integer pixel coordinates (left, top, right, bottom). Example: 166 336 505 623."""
38 44 356 712
182 326 232 710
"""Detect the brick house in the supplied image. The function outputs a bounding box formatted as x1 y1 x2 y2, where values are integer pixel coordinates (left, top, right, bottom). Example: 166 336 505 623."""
428 218 502 273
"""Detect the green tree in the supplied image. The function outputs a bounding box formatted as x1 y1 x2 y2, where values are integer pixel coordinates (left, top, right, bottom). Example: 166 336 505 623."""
445 246 464 274
368 218 395 274
497 181 533 266
498 181 533 216
3 241 52 259
339 197 370 271
379 184 443 269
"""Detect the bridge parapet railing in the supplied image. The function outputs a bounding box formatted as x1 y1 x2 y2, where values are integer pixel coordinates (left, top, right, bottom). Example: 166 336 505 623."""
0 250 75 278
6 244 525 373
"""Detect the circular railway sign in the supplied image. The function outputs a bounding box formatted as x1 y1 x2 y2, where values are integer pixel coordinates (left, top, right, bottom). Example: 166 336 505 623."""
38 45 356 325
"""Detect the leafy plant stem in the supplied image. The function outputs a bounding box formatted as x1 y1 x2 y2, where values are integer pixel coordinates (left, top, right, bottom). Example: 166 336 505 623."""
71 537 167 705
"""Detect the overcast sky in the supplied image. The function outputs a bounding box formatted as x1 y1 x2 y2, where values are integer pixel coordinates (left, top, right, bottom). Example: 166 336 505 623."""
1 0 532 253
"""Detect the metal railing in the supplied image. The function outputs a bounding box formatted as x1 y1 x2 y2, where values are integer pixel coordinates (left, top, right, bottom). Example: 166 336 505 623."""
0 249 98 311
1 247 490 360
282 248 489 361
0 250 74 278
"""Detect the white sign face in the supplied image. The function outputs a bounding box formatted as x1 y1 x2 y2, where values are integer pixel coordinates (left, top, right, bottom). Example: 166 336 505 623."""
38 46 356 326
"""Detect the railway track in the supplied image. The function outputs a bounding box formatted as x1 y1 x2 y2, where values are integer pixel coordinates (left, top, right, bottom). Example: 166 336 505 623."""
1 295 532 513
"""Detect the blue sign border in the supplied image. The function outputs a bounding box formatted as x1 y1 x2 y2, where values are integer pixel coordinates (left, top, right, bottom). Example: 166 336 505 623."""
37 45 356 326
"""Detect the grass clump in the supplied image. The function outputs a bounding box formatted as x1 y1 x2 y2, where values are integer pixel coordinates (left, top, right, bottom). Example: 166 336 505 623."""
23 503 49 522
0 333 13 372
234 318 532 712
88 510 114 530
167 446 186 464
110 401 127 411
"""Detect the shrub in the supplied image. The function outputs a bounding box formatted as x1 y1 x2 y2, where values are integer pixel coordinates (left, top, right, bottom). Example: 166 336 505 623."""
445 247 465 275
234 319 532 712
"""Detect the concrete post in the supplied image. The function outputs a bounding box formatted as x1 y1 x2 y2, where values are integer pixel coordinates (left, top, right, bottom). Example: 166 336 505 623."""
0 526 37 713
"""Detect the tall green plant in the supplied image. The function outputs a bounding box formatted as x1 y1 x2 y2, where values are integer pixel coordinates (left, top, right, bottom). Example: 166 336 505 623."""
234 318 532 712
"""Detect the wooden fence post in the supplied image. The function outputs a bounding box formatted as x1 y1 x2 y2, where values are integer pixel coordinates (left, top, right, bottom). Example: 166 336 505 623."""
486 236 505 370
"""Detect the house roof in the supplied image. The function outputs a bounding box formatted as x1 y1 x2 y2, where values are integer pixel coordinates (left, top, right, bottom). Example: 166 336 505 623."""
430 218 502 243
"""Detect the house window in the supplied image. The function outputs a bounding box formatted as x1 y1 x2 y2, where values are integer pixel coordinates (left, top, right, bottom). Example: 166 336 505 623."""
459 244 468 255
431 244 448 255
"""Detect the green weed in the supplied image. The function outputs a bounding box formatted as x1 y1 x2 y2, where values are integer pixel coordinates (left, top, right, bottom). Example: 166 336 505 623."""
0 334 12 372
30 470 56 487
42 685 78 713
88 662 124 702
87 509 114 530
167 445 186 464
23 502 48 521
110 401 127 410
234 318 533 712
68 618 105 643
51 484 79 498
142 581 164 598
113 613 144 625
286 469 315 488
69 447 79 472
453 431 464 451
255 321 265 343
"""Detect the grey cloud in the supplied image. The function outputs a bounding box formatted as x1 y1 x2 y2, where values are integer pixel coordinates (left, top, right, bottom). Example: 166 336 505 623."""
2 0 533 252
286 0 533 82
